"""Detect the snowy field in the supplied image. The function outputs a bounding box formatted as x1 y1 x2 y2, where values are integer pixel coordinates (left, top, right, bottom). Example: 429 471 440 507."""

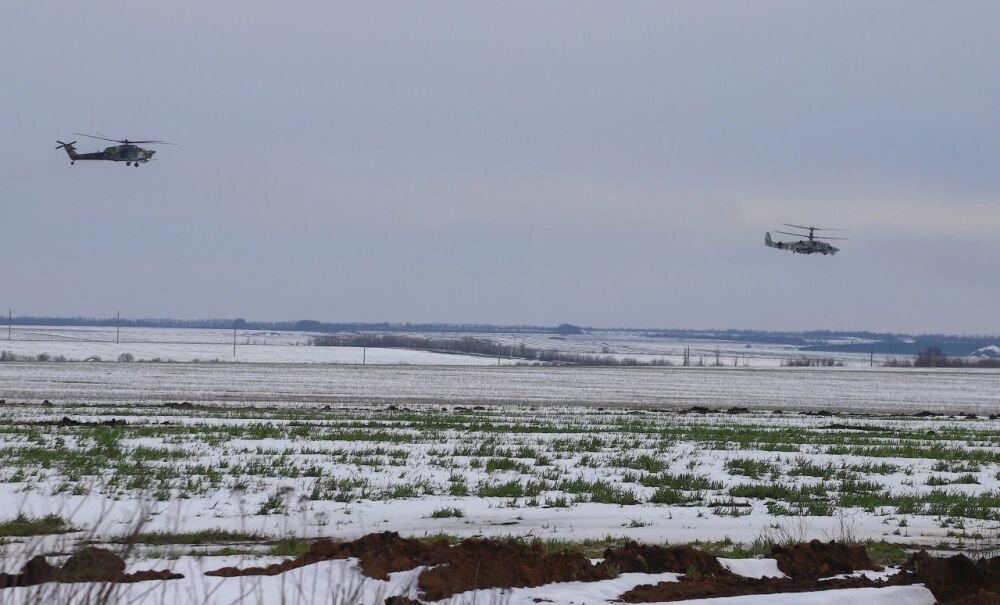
0 400 993 603
2 401 998 547
0 330 997 603
1 361 998 414
0 326 497 365
0 325 881 366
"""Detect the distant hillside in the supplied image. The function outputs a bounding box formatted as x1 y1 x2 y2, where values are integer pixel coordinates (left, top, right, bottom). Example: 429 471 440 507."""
800 337 995 357
970 345 1000 359
633 328 998 357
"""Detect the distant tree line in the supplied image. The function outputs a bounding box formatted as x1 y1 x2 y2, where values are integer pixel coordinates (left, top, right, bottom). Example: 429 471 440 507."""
0 350 68 362
311 334 671 367
2 316 583 335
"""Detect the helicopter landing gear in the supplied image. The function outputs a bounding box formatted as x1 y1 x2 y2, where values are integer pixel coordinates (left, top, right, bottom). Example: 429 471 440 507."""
70 161 75 165
126 162 131 166
134 162 139 167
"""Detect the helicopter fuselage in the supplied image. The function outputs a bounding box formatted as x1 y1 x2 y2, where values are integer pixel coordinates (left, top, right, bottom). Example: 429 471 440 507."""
57 142 156 165
765 232 839 255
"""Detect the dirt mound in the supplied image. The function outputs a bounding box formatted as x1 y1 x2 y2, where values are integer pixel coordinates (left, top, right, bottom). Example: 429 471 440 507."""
602 541 726 576
772 540 880 579
945 590 1000 605
205 555 312 578
614 540 884 603
207 532 450 580
383 597 423 605
202 533 1000 603
888 551 1000 603
31 416 127 427
0 547 180 588
324 532 451 580
619 575 880 602
821 423 887 432
207 532 607 601
418 538 605 601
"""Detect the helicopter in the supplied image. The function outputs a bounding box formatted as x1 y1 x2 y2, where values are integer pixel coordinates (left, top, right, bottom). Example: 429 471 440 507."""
56 133 173 167
764 224 847 255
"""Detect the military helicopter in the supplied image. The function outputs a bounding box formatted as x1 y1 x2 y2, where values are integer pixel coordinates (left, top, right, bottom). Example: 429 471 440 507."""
55 133 173 167
764 224 847 255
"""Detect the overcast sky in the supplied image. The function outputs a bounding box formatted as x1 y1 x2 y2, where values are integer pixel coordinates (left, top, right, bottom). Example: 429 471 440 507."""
2 1 997 333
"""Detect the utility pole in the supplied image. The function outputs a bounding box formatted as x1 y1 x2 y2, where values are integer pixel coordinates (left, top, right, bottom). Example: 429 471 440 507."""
870 350 874 367
116 311 120 345
7 309 10 341
497 342 502 367
362 337 367 366
233 322 237 357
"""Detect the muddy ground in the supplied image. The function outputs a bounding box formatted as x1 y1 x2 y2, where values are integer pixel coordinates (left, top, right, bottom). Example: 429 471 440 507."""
205 533 999 603
0 547 180 588
3 534 999 603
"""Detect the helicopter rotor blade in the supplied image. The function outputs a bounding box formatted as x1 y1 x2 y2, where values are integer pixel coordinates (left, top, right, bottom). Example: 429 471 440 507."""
73 133 175 145
781 223 849 231
74 132 122 143
814 236 849 241
774 231 808 238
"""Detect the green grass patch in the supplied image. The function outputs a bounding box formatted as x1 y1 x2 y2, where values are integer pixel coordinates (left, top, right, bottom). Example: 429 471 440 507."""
0 514 75 537
123 529 264 545
725 458 779 480
485 458 532 474
269 537 313 557
648 486 703 505
862 539 909 566
429 506 465 519
640 472 722 491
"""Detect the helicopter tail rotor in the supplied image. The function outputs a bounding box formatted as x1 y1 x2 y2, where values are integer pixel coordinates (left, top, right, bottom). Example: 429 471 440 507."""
55 140 78 160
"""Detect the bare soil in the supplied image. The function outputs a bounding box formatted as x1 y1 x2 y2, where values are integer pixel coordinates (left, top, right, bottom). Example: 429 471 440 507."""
418 538 606 601
601 541 726 576
888 550 1000 604
206 532 452 580
205 533 732 600
772 539 881 579
207 532 607 599
0 547 180 588
618 575 880 602
203 534 1000 604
